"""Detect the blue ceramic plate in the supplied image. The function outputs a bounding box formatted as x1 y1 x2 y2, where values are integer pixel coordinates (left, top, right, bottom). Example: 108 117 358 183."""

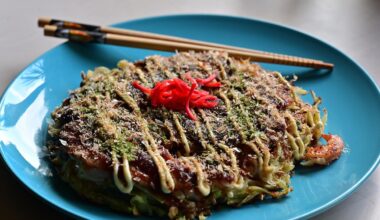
1 15 379 220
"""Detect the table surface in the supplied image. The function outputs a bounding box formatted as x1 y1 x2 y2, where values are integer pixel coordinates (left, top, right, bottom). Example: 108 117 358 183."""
1 0 379 219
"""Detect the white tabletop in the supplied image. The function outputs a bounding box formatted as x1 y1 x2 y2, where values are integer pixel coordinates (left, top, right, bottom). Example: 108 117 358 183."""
1 0 379 219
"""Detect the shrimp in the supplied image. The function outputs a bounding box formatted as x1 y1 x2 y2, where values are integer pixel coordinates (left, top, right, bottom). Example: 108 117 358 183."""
301 134 344 166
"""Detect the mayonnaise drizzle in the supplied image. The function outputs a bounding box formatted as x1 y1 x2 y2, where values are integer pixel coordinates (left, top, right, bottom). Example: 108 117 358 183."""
112 153 134 193
173 113 191 155
188 157 211 196
116 88 175 194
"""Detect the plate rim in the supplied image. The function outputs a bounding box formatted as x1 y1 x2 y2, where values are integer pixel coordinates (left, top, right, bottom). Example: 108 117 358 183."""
1 13 379 220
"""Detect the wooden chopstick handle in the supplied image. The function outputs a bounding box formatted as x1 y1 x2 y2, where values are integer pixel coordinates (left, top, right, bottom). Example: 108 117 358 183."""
44 25 333 69
39 17 325 64
39 17 101 32
44 25 105 43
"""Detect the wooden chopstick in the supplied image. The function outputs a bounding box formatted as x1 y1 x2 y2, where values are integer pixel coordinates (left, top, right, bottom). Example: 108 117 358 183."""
38 17 323 64
40 21 333 69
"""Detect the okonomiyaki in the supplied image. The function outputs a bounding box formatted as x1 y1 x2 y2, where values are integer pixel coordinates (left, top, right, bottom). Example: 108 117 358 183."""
47 51 344 219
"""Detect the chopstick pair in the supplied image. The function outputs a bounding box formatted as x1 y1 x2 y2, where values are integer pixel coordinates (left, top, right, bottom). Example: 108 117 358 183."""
38 17 334 69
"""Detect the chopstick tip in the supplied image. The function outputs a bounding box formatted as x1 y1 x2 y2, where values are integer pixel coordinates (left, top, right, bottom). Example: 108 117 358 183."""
322 62 334 69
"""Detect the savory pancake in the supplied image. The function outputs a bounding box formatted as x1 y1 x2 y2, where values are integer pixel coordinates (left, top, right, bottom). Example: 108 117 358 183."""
47 51 343 219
